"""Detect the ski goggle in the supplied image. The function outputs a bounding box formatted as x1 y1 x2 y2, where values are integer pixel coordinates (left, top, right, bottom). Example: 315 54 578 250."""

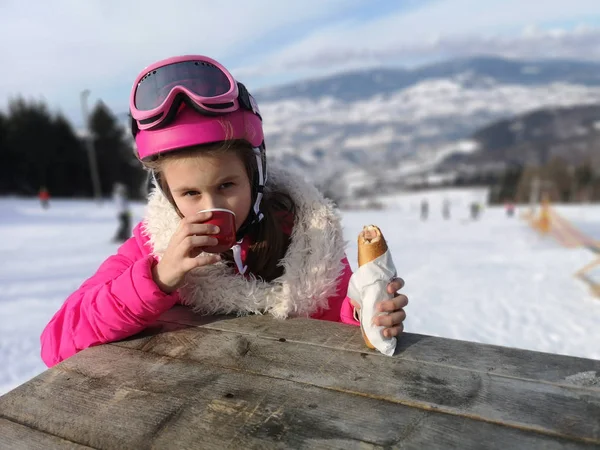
130 55 251 131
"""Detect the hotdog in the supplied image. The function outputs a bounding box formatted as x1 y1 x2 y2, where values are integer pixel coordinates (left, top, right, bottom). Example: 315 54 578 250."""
357 225 389 349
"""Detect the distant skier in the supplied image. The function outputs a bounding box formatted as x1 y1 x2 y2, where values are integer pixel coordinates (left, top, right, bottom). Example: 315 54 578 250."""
38 186 50 209
442 198 451 220
505 201 515 218
112 183 131 243
470 202 481 220
420 199 429 221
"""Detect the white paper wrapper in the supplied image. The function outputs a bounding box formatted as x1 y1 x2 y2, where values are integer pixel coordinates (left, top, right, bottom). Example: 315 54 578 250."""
347 249 397 356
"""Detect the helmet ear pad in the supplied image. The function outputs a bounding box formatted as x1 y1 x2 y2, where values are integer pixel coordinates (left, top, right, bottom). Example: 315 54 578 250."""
130 113 139 138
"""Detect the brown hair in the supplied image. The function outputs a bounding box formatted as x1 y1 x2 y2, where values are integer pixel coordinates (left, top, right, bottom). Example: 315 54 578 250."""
142 140 295 281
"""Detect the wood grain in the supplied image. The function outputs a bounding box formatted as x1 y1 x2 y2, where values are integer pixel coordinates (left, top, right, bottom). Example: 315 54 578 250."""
156 307 600 388
0 417 93 449
113 323 600 445
3 308 599 449
2 344 597 449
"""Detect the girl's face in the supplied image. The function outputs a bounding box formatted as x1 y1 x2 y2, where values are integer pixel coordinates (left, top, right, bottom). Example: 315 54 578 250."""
162 151 252 231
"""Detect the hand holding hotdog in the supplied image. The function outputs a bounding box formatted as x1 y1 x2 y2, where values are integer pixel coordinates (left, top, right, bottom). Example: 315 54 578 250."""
348 225 408 355
350 278 407 339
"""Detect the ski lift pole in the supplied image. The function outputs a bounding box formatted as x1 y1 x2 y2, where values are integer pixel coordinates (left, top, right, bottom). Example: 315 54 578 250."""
80 89 103 205
529 176 540 215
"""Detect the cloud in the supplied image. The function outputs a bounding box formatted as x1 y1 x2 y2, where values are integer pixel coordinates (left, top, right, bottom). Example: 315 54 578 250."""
0 0 359 116
242 27 600 76
234 0 600 78
2 0 600 121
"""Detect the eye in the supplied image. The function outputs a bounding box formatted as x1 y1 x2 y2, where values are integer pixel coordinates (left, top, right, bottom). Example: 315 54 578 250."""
183 190 200 197
219 182 234 190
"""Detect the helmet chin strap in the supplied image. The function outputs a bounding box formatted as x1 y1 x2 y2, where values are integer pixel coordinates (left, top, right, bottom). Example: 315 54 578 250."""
235 146 267 238
231 146 267 275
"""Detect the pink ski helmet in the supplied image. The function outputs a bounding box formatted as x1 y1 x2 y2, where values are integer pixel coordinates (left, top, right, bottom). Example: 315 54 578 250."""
129 55 264 160
129 55 267 234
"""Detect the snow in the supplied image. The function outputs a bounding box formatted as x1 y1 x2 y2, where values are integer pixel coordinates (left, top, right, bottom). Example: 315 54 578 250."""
259 79 600 183
1 192 600 396
261 80 600 132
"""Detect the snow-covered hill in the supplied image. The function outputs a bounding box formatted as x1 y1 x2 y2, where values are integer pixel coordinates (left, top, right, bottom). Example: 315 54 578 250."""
260 77 600 196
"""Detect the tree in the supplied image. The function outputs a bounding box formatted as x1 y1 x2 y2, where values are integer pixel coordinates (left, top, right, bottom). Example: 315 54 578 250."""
542 157 572 202
0 97 144 198
575 159 593 187
50 114 89 197
515 165 539 203
89 102 146 199
0 111 9 192
490 163 523 204
4 98 57 195
1 98 95 197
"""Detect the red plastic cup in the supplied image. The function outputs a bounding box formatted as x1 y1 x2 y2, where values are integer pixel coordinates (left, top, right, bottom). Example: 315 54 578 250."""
198 208 237 253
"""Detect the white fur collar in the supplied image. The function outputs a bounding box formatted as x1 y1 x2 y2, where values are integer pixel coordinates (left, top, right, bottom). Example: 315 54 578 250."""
142 164 347 318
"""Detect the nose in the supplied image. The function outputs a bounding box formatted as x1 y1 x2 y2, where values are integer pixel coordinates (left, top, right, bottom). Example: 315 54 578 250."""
200 195 223 211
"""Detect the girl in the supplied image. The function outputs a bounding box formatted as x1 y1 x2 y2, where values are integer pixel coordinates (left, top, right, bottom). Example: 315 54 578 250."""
40 55 408 367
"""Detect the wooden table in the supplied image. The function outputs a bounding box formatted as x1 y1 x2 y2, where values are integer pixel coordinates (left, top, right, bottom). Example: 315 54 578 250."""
1 306 600 449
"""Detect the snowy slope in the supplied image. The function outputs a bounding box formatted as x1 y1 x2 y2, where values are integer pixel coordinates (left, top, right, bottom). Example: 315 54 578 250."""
260 79 600 193
1 194 599 396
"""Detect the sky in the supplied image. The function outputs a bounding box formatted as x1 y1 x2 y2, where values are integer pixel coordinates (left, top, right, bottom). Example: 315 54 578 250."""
1 0 600 125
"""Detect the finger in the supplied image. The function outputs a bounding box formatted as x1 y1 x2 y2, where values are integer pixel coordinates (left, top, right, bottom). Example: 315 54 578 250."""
378 295 408 312
183 253 221 271
189 223 221 236
192 211 213 222
374 310 406 327
395 294 409 309
349 299 360 310
176 212 214 235
179 222 220 238
181 235 219 255
383 324 404 338
374 311 402 327
387 277 405 294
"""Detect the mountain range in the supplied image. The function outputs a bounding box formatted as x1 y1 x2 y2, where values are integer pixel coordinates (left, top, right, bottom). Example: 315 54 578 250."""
442 104 600 169
255 57 600 103
251 56 600 199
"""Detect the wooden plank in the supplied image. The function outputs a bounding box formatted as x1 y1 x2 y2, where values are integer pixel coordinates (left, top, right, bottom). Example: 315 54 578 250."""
0 359 188 449
113 324 600 445
156 307 600 388
1 344 595 449
0 418 93 450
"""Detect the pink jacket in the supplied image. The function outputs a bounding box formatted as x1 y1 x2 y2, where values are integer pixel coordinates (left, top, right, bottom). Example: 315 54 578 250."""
41 222 358 367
